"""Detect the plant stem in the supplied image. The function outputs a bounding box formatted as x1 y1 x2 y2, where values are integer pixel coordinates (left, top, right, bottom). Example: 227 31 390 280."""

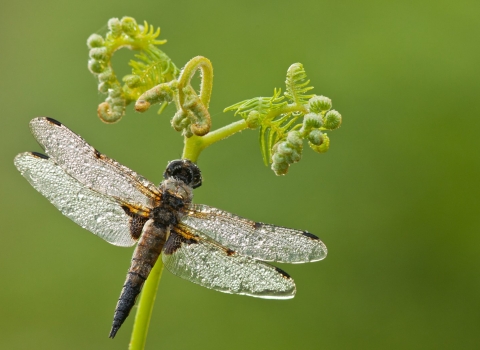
177 56 213 109
129 259 164 350
182 119 248 161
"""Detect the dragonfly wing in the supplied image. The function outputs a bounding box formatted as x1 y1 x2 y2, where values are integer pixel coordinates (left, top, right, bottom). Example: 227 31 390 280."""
162 226 296 299
182 204 327 263
29 117 160 209
14 152 145 246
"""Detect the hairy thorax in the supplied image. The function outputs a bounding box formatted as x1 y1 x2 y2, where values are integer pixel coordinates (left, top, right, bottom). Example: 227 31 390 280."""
151 178 193 227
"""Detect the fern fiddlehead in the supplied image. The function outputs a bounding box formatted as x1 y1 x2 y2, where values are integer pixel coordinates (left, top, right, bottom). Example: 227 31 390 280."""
225 63 342 175
87 17 179 123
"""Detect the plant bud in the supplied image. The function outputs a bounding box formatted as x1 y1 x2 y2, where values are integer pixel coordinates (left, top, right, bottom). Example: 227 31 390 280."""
286 131 303 149
246 111 261 129
87 34 105 48
277 142 293 155
308 129 324 146
98 69 114 83
271 161 289 176
285 149 301 163
324 110 342 130
121 17 138 37
303 113 323 130
108 18 122 38
89 47 108 61
88 59 104 74
309 95 332 113
272 152 286 164
309 134 330 153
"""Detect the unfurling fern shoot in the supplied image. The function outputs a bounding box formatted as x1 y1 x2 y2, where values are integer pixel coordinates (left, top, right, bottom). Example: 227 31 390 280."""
225 63 342 175
87 17 179 123
87 17 342 174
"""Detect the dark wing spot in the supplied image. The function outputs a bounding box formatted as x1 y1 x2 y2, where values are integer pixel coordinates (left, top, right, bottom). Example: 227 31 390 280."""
93 149 102 159
253 222 263 230
163 231 183 255
121 205 148 240
30 152 49 159
274 267 291 279
45 117 62 126
130 215 148 240
301 231 319 240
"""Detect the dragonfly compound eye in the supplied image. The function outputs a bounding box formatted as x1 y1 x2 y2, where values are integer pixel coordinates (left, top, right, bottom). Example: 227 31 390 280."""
163 159 202 189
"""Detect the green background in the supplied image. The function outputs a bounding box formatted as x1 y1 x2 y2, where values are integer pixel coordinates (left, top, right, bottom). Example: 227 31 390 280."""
1 1 479 349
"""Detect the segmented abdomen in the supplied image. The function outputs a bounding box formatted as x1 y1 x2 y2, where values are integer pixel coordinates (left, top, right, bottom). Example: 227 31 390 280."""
109 219 167 338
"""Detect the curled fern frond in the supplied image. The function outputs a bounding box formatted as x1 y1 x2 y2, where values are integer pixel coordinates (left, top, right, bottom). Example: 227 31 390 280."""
135 56 214 137
123 47 180 103
87 17 179 123
260 111 303 166
284 63 314 105
225 63 343 175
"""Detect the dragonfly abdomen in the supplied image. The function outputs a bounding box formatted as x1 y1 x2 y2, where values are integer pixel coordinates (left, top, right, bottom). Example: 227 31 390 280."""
109 219 168 338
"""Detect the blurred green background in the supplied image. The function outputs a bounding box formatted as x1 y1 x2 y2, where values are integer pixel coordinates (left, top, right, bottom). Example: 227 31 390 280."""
1 0 479 349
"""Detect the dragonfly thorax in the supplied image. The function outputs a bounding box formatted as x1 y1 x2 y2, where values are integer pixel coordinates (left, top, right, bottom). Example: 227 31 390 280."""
151 178 193 227
151 206 179 227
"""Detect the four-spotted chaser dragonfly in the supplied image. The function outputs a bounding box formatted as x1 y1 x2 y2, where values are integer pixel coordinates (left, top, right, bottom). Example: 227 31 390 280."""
14 117 327 338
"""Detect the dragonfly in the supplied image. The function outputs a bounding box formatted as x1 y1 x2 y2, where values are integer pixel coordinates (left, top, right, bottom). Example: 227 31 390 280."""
14 117 328 338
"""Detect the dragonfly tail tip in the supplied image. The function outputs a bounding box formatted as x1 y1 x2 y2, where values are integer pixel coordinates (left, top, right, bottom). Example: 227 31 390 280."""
109 326 119 339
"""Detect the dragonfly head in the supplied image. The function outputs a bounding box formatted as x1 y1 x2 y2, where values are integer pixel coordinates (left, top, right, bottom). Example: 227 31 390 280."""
163 159 202 189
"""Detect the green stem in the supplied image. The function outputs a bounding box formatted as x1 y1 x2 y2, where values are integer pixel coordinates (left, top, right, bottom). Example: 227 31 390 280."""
266 103 309 121
182 119 248 161
129 258 164 350
177 56 213 109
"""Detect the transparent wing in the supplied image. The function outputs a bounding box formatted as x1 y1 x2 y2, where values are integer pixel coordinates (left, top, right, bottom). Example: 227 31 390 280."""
14 152 139 247
162 226 296 299
182 204 327 263
29 117 160 209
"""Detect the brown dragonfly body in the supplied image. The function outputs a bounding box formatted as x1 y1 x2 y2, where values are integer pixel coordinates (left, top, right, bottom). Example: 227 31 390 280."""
111 176 195 338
